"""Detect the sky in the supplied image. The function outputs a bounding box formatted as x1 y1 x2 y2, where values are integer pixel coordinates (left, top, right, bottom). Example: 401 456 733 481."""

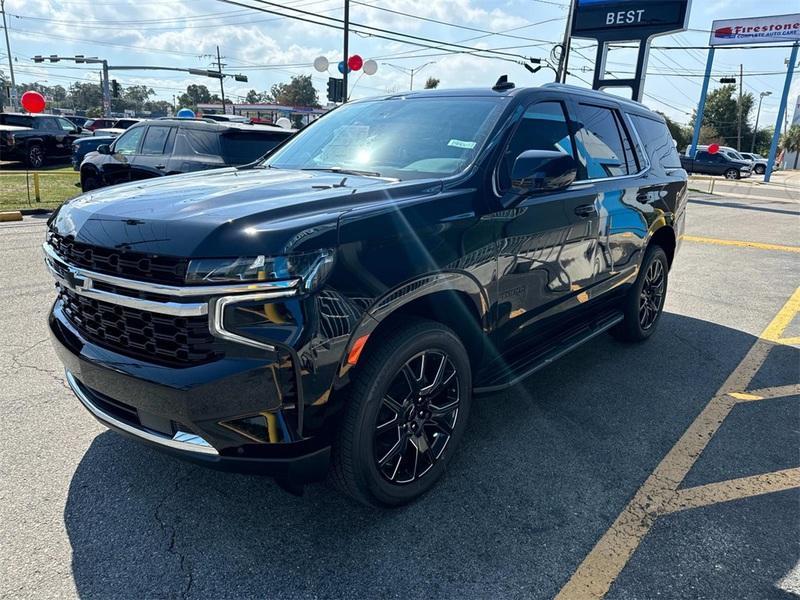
2 0 799 129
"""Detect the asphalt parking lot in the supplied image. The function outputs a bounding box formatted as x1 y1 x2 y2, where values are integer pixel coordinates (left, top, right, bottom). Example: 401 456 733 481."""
1 175 798 599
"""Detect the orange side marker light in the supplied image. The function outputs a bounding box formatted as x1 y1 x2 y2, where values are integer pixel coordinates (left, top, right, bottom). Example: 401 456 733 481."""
347 334 370 365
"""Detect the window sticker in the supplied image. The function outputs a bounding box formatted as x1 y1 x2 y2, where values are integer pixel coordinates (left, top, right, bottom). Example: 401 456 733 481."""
447 139 476 149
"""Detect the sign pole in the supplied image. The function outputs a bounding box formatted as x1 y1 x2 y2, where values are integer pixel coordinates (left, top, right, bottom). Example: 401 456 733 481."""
764 41 798 182
689 47 715 159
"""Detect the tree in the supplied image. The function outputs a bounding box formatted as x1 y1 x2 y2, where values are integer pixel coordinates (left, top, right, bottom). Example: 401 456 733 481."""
245 89 266 103
781 125 800 169
68 82 103 113
144 100 174 117
691 84 754 151
424 77 440 89
122 85 155 110
178 84 212 108
266 75 319 107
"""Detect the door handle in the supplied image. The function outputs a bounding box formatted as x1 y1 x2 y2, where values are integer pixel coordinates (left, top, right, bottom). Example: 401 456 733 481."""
635 193 650 203
155 164 166 170
574 204 597 218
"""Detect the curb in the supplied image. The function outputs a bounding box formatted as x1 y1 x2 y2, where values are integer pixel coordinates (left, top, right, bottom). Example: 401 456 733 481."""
0 211 23 222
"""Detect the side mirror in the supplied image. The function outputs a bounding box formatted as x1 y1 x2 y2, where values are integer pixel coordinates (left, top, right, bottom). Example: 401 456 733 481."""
510 150 578 197
97 144 111 155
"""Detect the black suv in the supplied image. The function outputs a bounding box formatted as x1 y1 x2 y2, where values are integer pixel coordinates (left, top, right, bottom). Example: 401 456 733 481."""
45 83 687 506
79 119 294 191
680 149 752 179
0 113 86 167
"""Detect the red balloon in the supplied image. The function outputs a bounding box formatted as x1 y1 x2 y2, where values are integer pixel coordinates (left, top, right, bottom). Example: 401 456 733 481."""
708 143 720 154
348 54 363 71
21 90 46 113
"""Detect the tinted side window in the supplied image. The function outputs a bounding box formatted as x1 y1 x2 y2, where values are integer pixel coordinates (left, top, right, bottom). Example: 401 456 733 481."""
174 129 221 159
499 101 574 191
113 127 145 155
35 117 59 130
140 126 172 155
629 114 682 177
220 132 290 164
57 117 76 132
0 115 33 127
572 104 630 179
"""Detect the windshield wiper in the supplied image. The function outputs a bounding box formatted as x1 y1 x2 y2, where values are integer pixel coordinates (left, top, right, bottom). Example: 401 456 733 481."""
301 167 382 177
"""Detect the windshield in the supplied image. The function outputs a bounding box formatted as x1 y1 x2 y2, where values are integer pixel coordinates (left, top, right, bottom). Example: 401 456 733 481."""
264 96 506 180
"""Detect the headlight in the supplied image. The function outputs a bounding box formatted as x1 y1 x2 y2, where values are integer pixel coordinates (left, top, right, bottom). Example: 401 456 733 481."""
186 249 335 292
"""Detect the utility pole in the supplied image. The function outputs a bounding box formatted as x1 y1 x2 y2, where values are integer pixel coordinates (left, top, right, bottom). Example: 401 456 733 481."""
751 91 771 153
342 0 349 102
557 0 576 83
382 62 436 91
737 63 743 151
1 0 17 109
213 46 226 112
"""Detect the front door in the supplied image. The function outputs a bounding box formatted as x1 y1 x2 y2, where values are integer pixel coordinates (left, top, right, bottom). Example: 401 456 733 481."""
130 125 175 181
490 99 601 352
103 126 145 186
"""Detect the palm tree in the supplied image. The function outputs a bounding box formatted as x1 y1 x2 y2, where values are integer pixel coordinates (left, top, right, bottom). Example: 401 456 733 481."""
781 125 800 170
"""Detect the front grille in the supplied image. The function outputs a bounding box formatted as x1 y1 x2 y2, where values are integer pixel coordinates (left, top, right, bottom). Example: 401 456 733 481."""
49 232 188 285
58 287 220 367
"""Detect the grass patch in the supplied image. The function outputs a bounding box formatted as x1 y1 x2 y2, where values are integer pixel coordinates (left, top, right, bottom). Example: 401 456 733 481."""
0 167 81 210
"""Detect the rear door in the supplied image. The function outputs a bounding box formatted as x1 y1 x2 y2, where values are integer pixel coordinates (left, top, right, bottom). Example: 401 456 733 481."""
219 131 292 165
566 99 648 293
33 116 64 158
130 125 175 180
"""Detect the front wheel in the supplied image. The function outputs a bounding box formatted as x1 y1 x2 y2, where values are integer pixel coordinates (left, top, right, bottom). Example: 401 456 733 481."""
331 318 472 507
612 245 669 342
26 144 45 169
724 168 739 180
754 164 765 175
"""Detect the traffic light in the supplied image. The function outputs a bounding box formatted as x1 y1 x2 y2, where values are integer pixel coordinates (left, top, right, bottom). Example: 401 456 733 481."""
111 80 120 98
719 77 736 84
327 77 344 103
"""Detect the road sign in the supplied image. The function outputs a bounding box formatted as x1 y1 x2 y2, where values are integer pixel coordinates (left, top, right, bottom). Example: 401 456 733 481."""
571 0 690 41
710 13 800 47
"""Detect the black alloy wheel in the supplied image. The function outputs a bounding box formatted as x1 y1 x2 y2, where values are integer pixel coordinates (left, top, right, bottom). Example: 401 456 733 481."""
27 144 44 169
374 350 460 484
612 245 669 342
639 257 665 331
331 318 472 507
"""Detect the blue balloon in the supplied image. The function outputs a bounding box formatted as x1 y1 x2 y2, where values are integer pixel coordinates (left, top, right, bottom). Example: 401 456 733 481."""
176 108 195 119
337 60 350 74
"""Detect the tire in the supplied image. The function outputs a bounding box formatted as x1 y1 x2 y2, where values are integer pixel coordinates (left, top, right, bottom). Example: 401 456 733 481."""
26 144 45 169
724 168 739 180
612 245 669 343
331 318 472 507
754 165 765 175
81 170 101 192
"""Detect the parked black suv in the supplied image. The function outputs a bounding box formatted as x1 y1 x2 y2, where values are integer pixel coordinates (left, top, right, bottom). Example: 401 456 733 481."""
79 119 294 191
0 113 86 167
45 83 687 506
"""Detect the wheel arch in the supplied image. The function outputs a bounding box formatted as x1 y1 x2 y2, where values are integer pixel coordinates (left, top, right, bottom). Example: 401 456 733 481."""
335 272 490 388
647 225 676 268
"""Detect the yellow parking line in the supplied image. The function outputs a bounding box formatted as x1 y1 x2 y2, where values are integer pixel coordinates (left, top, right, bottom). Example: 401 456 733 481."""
662 468 800 514
555 287 800 600
777 336 800 346
682 235 800 254
733 384 800 402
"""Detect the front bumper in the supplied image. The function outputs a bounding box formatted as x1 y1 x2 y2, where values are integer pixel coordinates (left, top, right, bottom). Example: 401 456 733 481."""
49 297 331 485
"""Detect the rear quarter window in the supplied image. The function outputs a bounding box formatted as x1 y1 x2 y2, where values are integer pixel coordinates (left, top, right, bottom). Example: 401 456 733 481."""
220 131 291 164
173 128 222 159
0 115 33 127
629 114 682 177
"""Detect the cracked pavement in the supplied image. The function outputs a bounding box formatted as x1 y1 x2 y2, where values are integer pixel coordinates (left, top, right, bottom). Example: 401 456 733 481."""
0 184 798 599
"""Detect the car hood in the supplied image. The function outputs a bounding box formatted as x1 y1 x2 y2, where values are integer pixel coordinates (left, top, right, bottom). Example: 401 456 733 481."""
50 167 442 257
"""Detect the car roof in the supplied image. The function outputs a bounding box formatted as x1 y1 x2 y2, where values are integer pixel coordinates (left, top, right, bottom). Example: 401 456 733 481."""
352 83 659 118
131 118 294 133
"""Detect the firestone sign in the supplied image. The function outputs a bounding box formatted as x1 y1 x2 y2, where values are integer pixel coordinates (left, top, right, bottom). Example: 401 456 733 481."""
710 14 800 46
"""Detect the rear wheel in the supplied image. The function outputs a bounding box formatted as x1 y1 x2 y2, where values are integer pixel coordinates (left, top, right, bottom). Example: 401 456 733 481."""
26 144 44 169
724 168 739 180
612 246 668 342
331 318 472 507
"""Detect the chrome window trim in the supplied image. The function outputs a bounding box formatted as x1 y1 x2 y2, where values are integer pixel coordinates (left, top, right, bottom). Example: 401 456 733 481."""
43 243 300 297
66 370 219 455
209 291 298 351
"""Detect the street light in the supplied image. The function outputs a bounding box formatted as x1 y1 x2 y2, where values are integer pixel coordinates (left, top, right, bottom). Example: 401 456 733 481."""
382 61 436 91
751 91 772 154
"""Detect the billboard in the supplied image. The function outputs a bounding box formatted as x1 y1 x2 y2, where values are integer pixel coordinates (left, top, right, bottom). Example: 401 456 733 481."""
710 14 800 46
572 0 690 41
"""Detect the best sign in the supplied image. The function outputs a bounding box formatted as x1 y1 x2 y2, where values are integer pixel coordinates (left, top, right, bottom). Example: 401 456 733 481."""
710 13 800 46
